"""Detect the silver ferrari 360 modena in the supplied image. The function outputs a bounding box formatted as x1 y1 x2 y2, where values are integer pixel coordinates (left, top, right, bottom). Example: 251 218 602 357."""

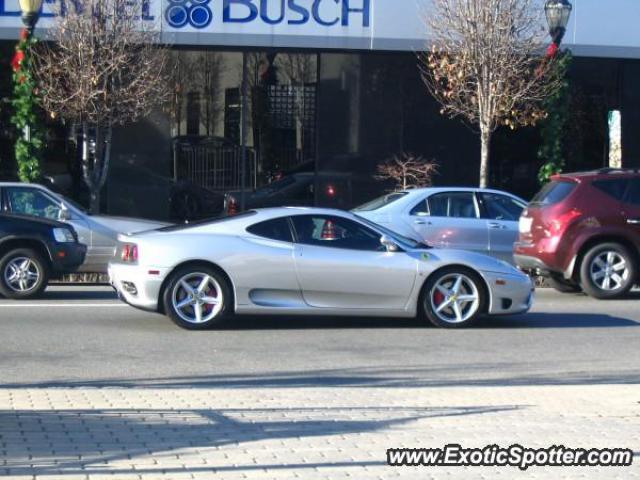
108 208 534 329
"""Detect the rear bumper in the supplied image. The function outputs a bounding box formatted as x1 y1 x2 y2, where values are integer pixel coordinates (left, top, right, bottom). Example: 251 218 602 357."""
50 243 87 274
108 262 169 312
513 238 568 276
513 253 553 273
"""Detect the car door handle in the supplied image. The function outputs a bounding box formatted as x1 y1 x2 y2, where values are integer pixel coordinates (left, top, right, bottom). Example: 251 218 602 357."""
627 219 640 225
488 222 506 229
414 220 432 225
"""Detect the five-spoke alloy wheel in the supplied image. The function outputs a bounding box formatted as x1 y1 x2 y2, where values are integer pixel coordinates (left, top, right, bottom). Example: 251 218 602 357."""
0 248 49 299
580 243 635 299
163 265 232 329
422 267 486 328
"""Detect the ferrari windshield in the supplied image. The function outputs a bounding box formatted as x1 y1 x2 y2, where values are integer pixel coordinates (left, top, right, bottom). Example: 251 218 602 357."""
355 214 430 250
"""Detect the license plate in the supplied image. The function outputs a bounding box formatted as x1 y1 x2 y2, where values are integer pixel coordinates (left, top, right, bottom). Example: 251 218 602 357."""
519 217 533 233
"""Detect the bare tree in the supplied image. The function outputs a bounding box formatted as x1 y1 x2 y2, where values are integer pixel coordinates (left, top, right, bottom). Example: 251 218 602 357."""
375 153 439 191
167 52 192 137
34 0 171 212
278 53 316 165
419 0 562 188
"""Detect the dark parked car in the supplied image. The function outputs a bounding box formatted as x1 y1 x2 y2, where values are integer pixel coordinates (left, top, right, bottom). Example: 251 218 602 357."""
515 168 640 299
224 172 352 214
0 214 87 299
44 163 224 222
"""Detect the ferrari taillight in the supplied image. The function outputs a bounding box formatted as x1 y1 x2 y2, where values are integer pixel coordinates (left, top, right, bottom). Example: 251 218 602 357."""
121 243 138 263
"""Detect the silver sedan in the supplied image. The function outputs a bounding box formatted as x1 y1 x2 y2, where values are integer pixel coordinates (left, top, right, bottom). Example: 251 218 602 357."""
108 208 533 329
0 182 168 272
354 188 527 264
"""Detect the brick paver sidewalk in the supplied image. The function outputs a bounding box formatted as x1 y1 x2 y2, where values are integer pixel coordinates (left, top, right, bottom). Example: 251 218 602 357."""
0 385 638 479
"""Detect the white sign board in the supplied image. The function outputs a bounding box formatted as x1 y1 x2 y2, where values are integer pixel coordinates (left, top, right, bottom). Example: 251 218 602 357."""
1 0 640 57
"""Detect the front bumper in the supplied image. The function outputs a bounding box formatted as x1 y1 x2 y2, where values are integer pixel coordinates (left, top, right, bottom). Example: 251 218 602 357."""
108 262 169 312
50 242 87 274
482 271 534 316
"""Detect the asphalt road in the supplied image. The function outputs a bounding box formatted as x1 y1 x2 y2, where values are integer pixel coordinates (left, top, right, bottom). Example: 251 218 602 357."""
1 286 639 388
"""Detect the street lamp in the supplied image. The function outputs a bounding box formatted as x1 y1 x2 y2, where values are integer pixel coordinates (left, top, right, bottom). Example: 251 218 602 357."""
19 0 43 34
545 0 572 48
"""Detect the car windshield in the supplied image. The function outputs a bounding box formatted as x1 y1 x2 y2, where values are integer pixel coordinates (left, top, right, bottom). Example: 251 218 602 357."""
254 176 299 196
352 192 409 211
354 214 430 250
60 195 89 214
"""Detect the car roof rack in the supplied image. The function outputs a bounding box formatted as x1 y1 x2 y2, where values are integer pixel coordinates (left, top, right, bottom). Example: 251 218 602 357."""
595 167 640 175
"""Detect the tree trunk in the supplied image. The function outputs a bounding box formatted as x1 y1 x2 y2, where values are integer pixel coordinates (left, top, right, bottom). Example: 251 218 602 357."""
479 127 491 189
80 122 113 214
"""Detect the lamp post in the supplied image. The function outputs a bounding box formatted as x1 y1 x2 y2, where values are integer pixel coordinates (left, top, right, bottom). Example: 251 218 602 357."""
11 0 43 182
19 0 43 35
544 0 572 57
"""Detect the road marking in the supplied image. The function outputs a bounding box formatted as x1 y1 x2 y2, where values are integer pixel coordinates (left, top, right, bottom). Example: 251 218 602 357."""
0 303 127 307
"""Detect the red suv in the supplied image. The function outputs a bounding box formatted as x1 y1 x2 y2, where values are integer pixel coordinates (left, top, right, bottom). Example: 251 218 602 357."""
515 169 640 299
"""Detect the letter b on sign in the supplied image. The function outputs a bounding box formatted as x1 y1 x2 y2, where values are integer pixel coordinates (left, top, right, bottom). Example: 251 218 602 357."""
223 0 259 22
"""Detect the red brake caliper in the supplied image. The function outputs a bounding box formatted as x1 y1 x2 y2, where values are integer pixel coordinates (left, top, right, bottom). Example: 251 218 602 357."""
204 287 216 313
434 290 444 306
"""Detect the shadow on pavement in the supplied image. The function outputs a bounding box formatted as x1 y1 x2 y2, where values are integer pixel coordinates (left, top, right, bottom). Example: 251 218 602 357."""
2 365 639 389
0 404 522 477
39 289 118 301
212 312 639 330
478 312 639 329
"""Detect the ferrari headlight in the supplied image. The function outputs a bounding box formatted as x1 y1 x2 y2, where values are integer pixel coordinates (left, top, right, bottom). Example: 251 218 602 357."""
53 228 75 243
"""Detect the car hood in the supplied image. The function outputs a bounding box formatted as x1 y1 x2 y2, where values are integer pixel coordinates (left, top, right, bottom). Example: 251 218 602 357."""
89 215 171 235
411 247 525 276
0 213 68 229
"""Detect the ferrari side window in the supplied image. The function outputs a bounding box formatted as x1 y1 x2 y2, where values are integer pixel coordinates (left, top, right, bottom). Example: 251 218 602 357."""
291 215 383 251
246 217 293 242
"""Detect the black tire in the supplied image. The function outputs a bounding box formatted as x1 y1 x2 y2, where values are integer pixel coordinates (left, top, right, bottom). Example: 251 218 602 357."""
162 264 233 330
579 242 636 299
547 273 582 293
0 248 50 300
421 266 487 328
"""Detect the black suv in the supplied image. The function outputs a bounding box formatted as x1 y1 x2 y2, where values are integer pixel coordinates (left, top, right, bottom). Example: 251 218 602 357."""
0 214 87 299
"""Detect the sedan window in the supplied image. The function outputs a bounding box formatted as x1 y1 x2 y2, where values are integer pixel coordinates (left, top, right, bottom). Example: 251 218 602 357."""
5 187 62 220
291 215 383 251
428 192 478 219
480 193 524 221
410 199 429 216
246 217 293 243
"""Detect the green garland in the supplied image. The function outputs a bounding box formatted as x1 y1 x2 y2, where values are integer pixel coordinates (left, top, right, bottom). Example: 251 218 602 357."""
537 52 572 185
10 29 44 182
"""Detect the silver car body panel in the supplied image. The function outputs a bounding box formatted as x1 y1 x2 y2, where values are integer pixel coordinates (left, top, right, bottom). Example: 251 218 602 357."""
108 207 534 318
355 187 527 265
0 182 168 272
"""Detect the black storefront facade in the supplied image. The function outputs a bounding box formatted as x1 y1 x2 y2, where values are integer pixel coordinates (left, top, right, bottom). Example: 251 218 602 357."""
1 0 640 220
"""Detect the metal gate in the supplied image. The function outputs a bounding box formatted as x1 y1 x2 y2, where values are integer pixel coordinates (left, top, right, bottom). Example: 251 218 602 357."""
172 137 257 192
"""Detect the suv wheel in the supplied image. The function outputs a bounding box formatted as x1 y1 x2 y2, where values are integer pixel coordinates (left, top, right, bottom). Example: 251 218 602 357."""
0 248 50 299
579 243 636 299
